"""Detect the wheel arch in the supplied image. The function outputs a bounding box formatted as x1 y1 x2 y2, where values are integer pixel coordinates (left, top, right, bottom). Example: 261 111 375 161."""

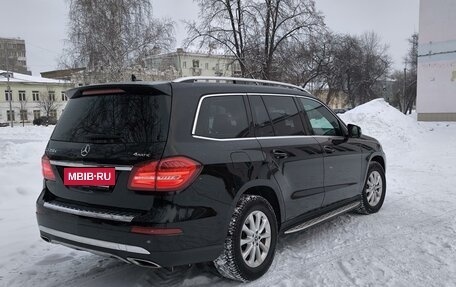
371 154 386 172
233 181 285 229
361 152 386 193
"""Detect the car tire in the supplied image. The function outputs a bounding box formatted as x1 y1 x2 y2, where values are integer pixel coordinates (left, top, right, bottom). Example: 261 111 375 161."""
357 162 386 214
214 195 277 282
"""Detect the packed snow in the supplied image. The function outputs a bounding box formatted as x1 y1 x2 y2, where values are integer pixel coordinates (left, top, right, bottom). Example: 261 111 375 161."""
1 99 456 287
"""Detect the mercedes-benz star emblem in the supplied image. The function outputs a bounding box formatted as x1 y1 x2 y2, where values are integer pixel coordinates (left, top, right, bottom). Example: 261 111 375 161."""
81 144 91 157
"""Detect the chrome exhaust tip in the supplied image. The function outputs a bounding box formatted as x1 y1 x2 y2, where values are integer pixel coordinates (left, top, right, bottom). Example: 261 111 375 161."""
128 258 161 268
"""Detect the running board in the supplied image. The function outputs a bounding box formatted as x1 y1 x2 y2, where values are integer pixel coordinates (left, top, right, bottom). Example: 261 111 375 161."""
284 202 360 235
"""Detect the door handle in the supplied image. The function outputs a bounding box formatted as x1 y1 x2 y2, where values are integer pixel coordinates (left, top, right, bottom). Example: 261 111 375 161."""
272 149 289 159
323 146 336 154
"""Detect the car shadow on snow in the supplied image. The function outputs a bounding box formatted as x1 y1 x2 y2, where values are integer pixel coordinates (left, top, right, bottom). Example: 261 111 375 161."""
44 213 363 287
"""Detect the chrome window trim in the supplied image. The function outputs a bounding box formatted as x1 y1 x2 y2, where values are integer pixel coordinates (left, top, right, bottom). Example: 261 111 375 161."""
43 201 135 223
50 160 132 171
191 93 248 136
192 134 344 142
192 92 347 141
39 225 150 255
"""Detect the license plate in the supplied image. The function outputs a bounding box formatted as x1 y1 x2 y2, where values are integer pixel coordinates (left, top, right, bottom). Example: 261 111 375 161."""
63 168 116 186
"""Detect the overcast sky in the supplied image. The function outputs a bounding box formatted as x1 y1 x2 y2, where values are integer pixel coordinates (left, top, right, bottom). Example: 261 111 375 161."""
0 0 419 76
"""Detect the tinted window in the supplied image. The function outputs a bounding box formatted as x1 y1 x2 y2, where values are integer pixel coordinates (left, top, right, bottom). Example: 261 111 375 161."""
262 96 305 136
195 96 249 139
300 98 342 136
51 94 170 143
249 96 274 137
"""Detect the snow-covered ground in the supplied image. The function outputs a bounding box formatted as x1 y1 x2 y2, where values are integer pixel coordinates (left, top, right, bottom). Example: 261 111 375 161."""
1 99 456 287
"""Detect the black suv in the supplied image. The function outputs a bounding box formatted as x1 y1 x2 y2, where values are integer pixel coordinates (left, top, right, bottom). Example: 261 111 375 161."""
37 77 386 282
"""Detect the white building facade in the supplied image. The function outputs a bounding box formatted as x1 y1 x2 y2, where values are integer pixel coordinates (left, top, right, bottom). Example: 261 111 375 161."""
0 70 73 124
417 0 456 121
146 48 242 79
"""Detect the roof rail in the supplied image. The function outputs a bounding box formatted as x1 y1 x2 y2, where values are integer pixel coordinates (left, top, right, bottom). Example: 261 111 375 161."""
173 76 309 93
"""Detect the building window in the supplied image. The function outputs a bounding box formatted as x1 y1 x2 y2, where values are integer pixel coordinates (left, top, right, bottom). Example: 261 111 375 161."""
7 110 15 121
4 90 12 101
192 60 200 68
205 63 209 70
19 91 26 101
61 91 67 101
49 91 55 101
32 91 39 101
183 61 187 68
20 110 28 121
33 110 41 120
49 110 57 119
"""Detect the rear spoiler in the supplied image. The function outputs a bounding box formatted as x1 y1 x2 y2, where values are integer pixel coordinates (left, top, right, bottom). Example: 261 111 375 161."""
66 82 172 99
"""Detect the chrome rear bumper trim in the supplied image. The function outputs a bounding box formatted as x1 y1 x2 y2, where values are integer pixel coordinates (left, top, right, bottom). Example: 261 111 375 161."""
50 160 132 171
43 201 135 223
39 225 150 255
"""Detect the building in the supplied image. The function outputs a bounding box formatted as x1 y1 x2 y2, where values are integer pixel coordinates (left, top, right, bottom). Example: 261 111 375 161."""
41 68 86 82
146 48 242 78
0 37 31 75
0 70 73 124
417 0 456 121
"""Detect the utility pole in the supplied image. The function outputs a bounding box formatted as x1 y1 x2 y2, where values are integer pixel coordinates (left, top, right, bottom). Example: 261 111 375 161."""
0 71 13 127
7 73 13 127
2 47 14 127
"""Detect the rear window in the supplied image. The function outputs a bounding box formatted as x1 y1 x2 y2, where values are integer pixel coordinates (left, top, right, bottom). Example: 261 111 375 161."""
51 94 171 143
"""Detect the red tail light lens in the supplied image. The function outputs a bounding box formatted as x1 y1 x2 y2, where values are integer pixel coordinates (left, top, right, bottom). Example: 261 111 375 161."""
41 155 56 181
128 156 201 192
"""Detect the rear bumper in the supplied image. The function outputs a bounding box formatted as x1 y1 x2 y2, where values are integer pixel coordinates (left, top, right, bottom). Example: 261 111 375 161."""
36 191 226 267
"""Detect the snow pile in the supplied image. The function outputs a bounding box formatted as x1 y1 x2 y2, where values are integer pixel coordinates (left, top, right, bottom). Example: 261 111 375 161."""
339 99 424 157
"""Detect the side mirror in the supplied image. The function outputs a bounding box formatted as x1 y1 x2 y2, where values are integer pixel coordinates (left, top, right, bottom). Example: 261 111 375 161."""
347 124 362 138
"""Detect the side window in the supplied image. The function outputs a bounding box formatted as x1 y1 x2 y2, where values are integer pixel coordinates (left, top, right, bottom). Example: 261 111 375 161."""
262 96 305 136
194 96 250 139
300 98 342 136
249 96 274 137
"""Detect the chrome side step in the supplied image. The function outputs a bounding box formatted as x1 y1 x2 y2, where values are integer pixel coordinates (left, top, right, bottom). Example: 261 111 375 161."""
284 202 360 235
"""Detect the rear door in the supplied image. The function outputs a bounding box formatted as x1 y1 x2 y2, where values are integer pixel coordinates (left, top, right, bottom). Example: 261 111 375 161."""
45 85 172 210
298 98 362 206
249 95 325 220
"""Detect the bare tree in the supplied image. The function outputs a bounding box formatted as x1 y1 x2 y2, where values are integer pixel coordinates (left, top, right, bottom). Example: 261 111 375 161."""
186 0 324 79
390 33 418 114
319 32 390 107
38 90 59 121
19 93 28 127
61 0 175 83
278 30 333 88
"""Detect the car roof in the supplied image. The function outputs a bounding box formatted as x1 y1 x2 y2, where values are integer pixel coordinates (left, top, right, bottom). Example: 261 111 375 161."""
66 79 316 99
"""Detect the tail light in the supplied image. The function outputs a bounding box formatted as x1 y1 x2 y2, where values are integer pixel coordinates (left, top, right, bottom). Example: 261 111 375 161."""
128 156 202 192
41 155 56 181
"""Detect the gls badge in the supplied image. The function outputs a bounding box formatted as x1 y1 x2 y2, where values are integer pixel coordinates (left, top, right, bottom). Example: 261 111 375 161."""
81 144 91 157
